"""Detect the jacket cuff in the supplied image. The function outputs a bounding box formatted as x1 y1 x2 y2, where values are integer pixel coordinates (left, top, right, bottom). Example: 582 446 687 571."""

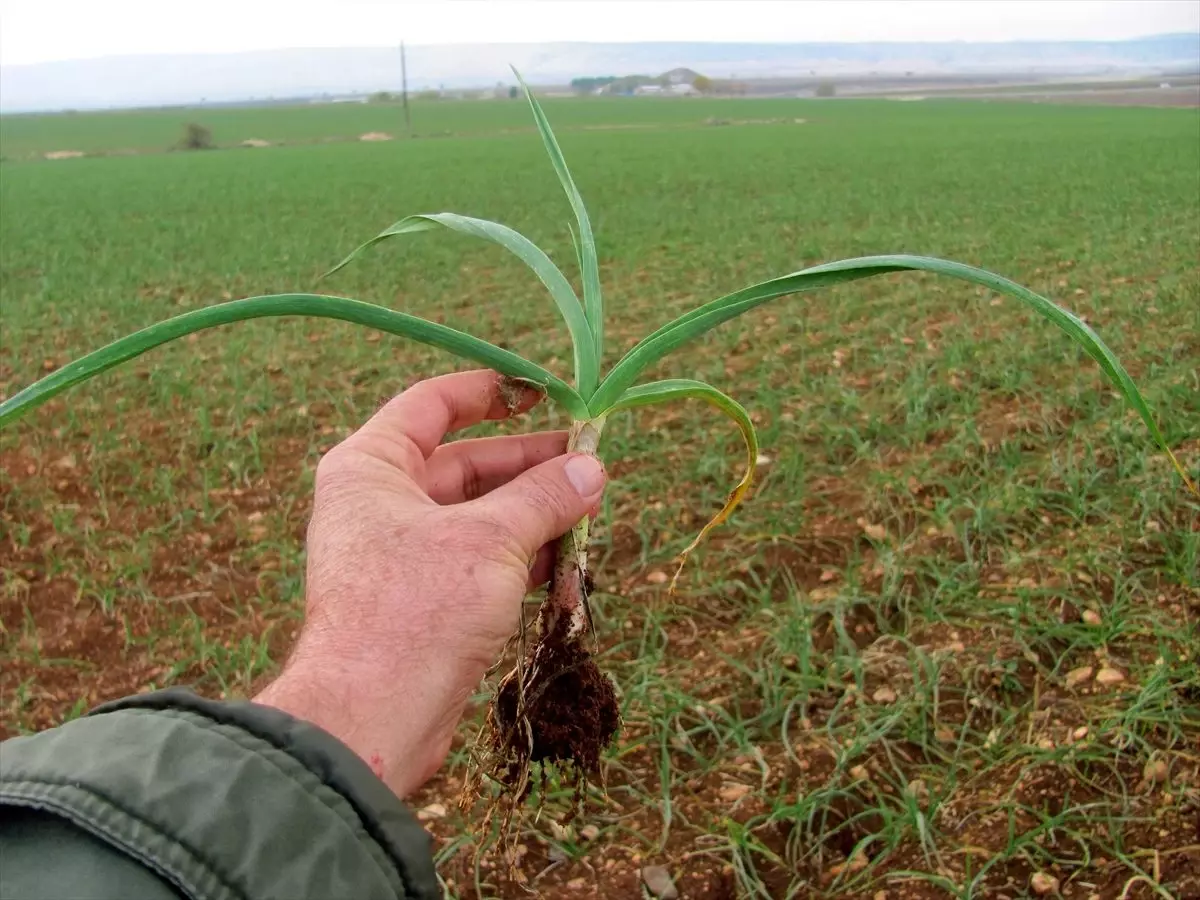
0 687 440 900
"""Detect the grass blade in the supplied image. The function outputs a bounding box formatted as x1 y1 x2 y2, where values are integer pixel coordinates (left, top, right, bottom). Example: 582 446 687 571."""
0 293 588 428
610 378 761 588
513 69 604 369
325 212 599 398
594 255 1196 496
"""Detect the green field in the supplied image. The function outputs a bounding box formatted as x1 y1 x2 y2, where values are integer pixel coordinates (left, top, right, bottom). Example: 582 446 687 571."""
0 95 813 157
2 97 1199 898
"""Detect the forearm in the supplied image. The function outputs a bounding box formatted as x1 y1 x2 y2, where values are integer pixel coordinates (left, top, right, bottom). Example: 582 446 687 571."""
0 688 440 900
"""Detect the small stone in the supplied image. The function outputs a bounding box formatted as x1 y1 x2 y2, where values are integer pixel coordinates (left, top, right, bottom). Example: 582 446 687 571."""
872 686 897 704
756 452 773 466
1143 758 1168 784
1030 871 1059 895
906 779 929 801
641 864 679 899
580 824 601 841
1095 667 1125 686
935 727 955 743
1065 666 1094 688
874 892 888 900
1081 609 1102 625
719 782 752 803
1072 726 1089 741
849 765 869 781
646 570 669 585
416 802 447 821
861 520 887 541
566 877 587 890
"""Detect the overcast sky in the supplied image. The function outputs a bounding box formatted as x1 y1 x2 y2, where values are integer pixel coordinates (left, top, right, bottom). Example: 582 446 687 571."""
2 0 1198 66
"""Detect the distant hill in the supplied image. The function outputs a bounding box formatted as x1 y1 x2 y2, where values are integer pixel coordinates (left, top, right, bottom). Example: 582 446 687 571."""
2 34 1197 112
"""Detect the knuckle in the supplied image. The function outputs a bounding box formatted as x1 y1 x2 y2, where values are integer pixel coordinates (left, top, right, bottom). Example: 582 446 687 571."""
520 471 571 523
314 446 348 488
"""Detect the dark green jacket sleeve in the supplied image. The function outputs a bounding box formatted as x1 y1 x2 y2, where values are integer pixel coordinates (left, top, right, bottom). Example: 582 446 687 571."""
0 688 440 900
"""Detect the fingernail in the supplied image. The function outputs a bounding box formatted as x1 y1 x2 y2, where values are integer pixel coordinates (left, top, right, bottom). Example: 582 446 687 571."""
565 455 605 497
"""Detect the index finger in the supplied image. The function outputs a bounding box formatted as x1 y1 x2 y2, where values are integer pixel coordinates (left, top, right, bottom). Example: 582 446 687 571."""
348 370 543 469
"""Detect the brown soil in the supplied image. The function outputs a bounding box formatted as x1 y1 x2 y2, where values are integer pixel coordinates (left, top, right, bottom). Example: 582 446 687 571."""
492 637 619 779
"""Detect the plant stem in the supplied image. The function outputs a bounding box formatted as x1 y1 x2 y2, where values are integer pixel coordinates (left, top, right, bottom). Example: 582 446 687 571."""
539 416 606 642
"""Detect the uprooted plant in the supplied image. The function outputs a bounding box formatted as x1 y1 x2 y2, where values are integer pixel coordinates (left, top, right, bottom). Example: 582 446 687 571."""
1 73 1195 829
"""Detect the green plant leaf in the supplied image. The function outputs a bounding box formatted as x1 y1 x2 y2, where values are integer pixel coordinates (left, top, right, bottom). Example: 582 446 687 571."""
325 212 599 398
594 254 1196 496
513 69 604 370
0 293 588 428
610 378 761 589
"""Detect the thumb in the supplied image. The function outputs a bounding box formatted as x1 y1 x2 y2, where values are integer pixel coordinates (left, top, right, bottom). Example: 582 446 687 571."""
470 453 606 557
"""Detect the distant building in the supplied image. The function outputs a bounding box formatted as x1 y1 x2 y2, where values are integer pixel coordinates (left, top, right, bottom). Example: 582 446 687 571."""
634 84 663 95
661 67 703 86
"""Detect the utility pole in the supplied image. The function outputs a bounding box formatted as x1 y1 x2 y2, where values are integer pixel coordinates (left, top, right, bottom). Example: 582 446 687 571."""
400 41 411 134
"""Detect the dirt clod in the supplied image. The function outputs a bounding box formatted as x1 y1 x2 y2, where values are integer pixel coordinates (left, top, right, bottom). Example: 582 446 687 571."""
493 636 619 778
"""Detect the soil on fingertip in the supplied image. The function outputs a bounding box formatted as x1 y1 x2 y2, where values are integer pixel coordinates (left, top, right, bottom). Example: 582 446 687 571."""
492 635 620 788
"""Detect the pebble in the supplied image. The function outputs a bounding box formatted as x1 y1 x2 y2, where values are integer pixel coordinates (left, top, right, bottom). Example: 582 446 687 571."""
1081 609 1102 625
872 686 897 704
719 782 752 803
416 802 447 822
641 865 679 899
861 521 887 541
1030 871 1059 895
646 570 669 584
1065 666 1094 687
566 877 587 890
1095 667 1125 685
580 824 601 841
1143 758 1169 784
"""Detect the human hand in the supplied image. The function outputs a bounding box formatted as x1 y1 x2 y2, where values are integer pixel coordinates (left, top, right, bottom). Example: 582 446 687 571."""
254 370 607 797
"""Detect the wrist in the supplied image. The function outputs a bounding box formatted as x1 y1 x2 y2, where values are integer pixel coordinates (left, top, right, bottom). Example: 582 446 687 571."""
254 655 435 797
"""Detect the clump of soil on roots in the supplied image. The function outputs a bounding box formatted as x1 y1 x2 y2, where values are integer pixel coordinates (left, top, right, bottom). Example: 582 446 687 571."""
465 558 620 835
493 630 619 778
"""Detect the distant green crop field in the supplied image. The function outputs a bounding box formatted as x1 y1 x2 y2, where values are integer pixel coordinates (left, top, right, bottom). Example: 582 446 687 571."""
2 99 1198 898
1 95 815 157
